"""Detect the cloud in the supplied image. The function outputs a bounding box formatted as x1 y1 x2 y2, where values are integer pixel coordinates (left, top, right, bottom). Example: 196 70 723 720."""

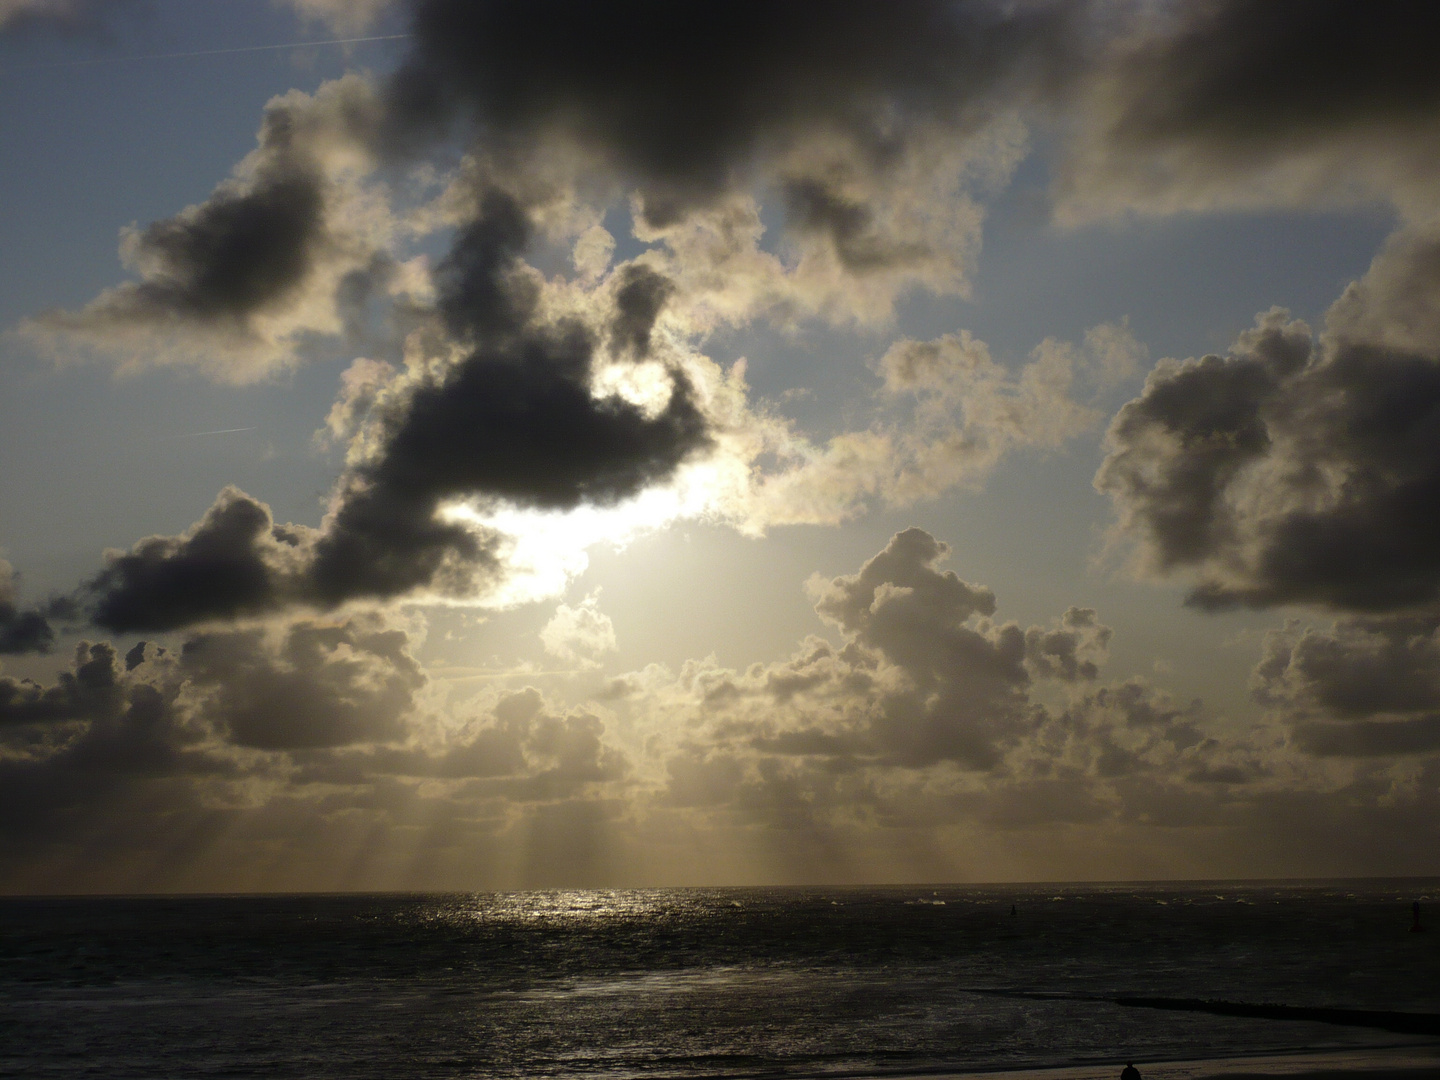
12 3 1131 641
1254 615 1440 758
1058 0 1440 221
1099 274 1440 613
83 488 319 634
5 531 1439 890
279 0 395 35
26 76 399 381
73 478 505 632
383 0 1081 215
541 593 617 667
623 531 1399 859
0 559 54 655
72 184 721 630
178 617 424 750
742 327 1107 527
0 0 121 34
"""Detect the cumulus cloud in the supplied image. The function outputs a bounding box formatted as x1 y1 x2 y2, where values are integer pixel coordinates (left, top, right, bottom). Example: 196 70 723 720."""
70 180 727 629
0 616 636 889
743 327 1109 527
541 593 617 667
1098 290 1440 614
4 530 1438 890
1254 615 1440 758
26 76 401 381
178 617 424 750
613 530 1419 870
1088 5 1440 620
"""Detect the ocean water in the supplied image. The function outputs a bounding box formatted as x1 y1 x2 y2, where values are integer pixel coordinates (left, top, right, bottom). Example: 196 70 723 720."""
1 882 1437 1079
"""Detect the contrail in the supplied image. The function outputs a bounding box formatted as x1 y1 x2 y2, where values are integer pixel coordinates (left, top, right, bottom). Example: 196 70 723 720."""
4 34 410 72
155 426 258 441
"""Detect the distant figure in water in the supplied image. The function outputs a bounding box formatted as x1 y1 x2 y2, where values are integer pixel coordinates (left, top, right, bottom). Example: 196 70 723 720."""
1121 1062 1141 1080
1413 901 1425 933
1010 904 1017 916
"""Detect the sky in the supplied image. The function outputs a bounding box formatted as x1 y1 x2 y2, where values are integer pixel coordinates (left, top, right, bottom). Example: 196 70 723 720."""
1 0 1437 893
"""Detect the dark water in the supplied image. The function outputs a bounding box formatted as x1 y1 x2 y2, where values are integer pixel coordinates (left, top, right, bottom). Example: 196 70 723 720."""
1 882 1437 1079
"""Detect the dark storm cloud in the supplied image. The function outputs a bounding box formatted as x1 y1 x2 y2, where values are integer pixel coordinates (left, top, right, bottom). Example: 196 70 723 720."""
361 192 709 512
357 336 708 511
383 0 1085 220
1061 0 1440 216
123 168 324 324
44 109 326 329
1099 0 1440 156
305 187 709 607
77 479 493 629
1098 302 1440 613
77 188 711 629
84 488 313 634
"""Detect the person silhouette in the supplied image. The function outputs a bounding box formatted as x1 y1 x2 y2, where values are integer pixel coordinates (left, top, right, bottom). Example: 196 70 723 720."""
1121 1063 1141 1080
1412 901 1425 933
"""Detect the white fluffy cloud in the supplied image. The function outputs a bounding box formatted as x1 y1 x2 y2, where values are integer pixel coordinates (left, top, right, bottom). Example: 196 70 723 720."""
540 592 618 666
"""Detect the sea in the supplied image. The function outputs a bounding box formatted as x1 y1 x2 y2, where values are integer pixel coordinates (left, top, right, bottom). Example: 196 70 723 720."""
1 881 1437 1080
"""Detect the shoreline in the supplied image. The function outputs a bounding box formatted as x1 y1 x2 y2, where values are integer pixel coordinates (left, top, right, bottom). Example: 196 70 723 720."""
927 1046 1440 1080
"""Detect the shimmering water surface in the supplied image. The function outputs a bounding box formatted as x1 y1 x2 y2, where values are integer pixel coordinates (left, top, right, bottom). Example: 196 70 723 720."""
1 882 1437 1079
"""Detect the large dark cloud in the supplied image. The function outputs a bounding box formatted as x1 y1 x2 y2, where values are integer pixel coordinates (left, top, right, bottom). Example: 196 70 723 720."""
1103 0 1440 153
1061 0 1440 216
384 0 1084 220
29 76 387 378
179 620 424 750
307 186 710 607
351 193 708 511
0 605 52 654
84 488 315 634
78 187 711 630
1098 301 1440 613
